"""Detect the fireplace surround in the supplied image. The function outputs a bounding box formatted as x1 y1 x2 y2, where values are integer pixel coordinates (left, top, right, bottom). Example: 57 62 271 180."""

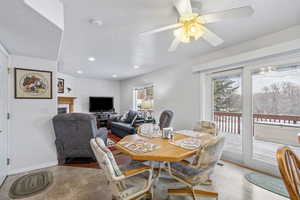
57 97 76 113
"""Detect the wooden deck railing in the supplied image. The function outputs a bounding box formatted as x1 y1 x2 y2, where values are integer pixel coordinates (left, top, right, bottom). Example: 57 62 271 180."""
214 112 241 134
214 112 300 134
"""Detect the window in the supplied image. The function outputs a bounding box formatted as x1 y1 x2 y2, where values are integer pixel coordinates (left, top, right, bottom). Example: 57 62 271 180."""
133 85 154 111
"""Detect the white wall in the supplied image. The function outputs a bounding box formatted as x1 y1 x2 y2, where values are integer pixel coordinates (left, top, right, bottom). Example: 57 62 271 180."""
57 72 76 97
192 25 300 71
120 25 300 130
9 55 58 174
57 73 120 113
120 65 200 130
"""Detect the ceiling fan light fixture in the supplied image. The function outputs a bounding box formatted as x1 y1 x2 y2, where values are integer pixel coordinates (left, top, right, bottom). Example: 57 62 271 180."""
173 14 204 43
189 23 204 39
173 28 190 43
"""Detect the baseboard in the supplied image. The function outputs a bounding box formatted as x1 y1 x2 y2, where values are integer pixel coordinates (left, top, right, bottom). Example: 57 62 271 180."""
8 160 58 176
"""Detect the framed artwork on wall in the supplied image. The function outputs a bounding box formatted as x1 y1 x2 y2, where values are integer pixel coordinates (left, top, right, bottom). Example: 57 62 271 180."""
57 78 64 93
14 68 53 99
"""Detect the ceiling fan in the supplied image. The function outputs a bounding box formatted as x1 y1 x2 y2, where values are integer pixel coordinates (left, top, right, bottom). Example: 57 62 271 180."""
140 0 254 52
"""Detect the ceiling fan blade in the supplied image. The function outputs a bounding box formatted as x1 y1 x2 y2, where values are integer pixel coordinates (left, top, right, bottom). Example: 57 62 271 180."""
173 0 193 16
198 6 254 24
140 23 182 36
202 26 224 46
168 38 180 52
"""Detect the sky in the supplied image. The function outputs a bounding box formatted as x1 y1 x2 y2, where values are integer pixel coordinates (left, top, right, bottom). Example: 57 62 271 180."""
214 65 300 93
252 68 300 93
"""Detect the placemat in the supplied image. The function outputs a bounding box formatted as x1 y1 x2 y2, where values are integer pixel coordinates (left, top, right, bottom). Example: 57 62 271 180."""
175 130 210 138
139 131 162 138
119 139 160 154
170 137 203 150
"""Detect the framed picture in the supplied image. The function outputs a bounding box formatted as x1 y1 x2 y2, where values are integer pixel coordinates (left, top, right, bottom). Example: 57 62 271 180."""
57 78 64 93
15 68 53 99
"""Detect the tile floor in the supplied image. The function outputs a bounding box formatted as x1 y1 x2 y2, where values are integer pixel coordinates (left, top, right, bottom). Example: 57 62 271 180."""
0 161 288 200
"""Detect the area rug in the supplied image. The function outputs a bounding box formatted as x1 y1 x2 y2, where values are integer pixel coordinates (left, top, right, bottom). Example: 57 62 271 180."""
9 171 53 199
245 172 289 198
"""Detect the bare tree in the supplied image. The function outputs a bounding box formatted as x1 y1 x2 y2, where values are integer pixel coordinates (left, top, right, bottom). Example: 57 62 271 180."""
253 82 300 115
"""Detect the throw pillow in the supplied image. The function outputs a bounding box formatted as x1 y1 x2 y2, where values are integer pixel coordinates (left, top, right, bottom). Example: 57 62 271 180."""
120 112 128 122
130 115 138 126
125 110 136 123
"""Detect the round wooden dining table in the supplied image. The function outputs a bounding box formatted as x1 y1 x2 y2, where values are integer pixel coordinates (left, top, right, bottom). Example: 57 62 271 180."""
115 132 218 200
115 133 199 162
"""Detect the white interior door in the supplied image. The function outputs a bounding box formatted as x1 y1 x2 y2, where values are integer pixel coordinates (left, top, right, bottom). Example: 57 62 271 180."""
0 54 8 185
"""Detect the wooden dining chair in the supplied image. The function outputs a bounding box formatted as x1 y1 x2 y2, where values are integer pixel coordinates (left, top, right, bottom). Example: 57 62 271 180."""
277 146 300 200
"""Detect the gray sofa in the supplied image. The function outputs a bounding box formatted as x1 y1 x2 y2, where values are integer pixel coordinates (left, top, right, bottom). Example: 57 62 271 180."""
111 110 138 138
52 113 108 164
111 109 174 138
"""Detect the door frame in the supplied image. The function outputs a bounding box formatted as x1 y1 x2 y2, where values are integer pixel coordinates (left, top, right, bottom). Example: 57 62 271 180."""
202 54 300 176
242 58 300 176
0 46 9 186
206 69 244 164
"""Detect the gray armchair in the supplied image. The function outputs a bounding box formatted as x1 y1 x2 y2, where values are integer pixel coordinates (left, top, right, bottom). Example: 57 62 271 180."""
52 113 108 164
159 110 174 130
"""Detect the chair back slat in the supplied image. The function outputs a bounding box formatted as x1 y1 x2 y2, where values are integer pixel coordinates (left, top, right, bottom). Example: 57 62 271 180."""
277 146 300 200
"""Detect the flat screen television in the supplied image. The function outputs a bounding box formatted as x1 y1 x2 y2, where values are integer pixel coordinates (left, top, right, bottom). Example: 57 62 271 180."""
89 97 114 112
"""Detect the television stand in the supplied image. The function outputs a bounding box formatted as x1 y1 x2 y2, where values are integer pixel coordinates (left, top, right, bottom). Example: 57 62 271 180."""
96 118 112 129
94 112 120 129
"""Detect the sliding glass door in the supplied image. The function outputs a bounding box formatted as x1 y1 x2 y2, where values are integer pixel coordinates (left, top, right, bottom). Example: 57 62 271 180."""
251 65 300 166
206 61 300 175
210 70 243 162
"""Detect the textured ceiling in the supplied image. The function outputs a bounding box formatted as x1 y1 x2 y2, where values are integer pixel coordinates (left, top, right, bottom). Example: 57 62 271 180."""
59 0 300 80
1 0 300 79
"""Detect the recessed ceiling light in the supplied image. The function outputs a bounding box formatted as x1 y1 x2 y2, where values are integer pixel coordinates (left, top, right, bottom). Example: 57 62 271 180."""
88 57 95 62
77 70 83 74
89 19 103 27
133 65 140 69
112 74 117 78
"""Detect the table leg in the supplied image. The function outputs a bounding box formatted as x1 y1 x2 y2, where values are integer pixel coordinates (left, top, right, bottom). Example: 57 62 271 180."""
150 161 164 200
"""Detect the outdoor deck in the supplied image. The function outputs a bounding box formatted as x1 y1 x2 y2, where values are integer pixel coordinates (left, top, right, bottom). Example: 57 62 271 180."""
224 133 300 164
215 112 300 164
